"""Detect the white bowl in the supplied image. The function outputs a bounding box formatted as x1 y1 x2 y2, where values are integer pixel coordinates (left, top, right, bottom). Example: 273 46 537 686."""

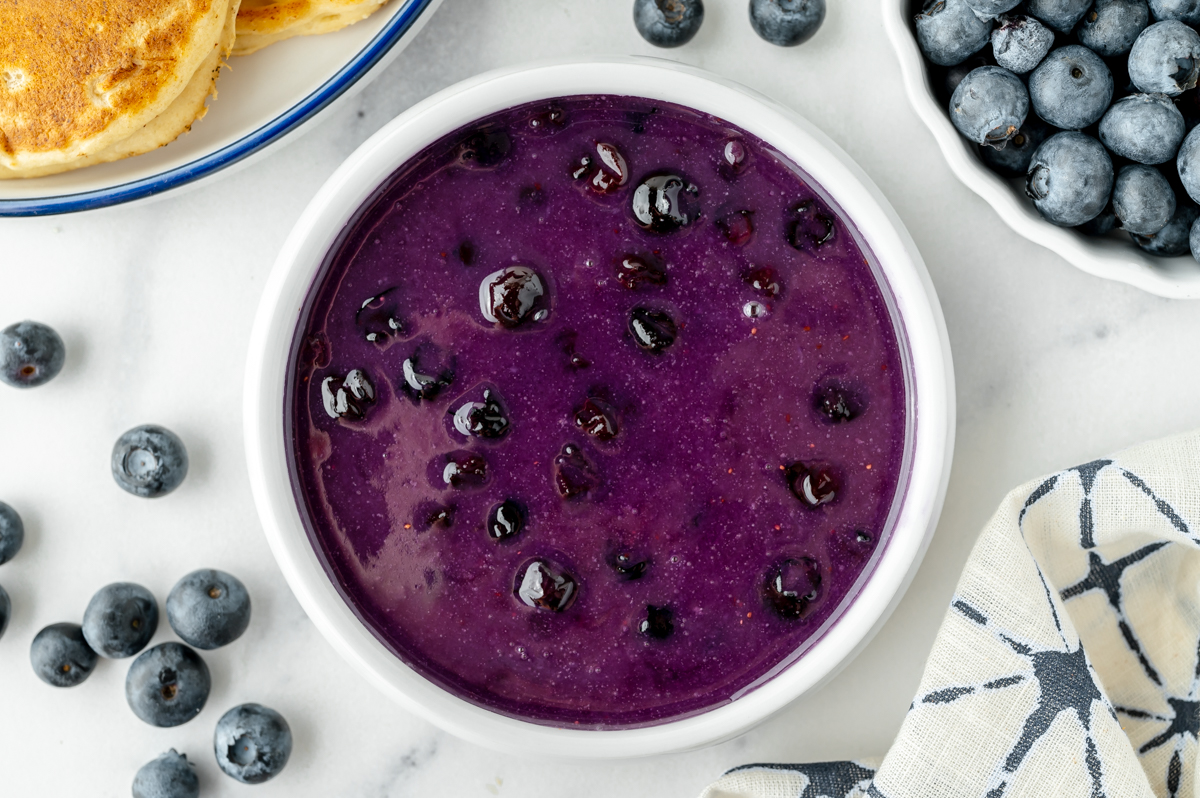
0 0 441 217
244 56 956 759
883 0 1200 299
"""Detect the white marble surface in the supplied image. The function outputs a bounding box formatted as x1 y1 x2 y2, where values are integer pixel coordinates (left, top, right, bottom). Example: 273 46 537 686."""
3 0 1200 795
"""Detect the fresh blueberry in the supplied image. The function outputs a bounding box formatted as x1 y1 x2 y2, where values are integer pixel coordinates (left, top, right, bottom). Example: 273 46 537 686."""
979 117 1052 176
1028 46 1113 129
82 582 158 659
639 604 675 638
964 0 1021 16
515 559 578 612
125 642 210 727
607 548 650 580
455 128 510 168
1175 124 1200 202
629 307 678 353
784 462 839 507
452 389 510 439
633 0 704 47
416 501 455 530
322 370 376 420
915 0 992 67
487 500 526 542
132 750 199 798
574 397 620 441
949 66 1029 147
552 444 599 500
716 210 755 244
400 343 455 404
990 15 1054 74
111 425 189 498
0 501 24 565
1099 93 1186 164
30 623 97 687
1077 0 1149 57
355 289 404 344
1024 0 1092 31
813 383 865 423
0 584 10 641
943 51 1000 100
763 557 822 619
1149 0 1200 24
631 173 699 232
749 0 825 46
1026 132 1114 226
1190 213 1200 260
1112 164 1176 235
479 266 548 327
787 199 837 250
166 569 252 650
440 450 489 489
1134 202 1200 253
572 143 630 194
0 321 65 388
1076 205 1120 236
1128 21 1200 96
213 703 293 784
617 255 668 289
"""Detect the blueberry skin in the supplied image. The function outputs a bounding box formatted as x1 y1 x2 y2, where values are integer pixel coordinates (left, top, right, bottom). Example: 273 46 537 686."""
1128 21 1200 96
166 569 251 650
980 117 1052 175
1149 0 1200 24
125 642 211 727
214 703 293 784
0 584 10 641
1029 46 1114 129
111 425 189 498
1112 164 1177 234
132 750 199 798
1026 132 1115 226
1099 93 1186 163
0 321 65 388
1076 206 1120 235
965 0 1021 18
1134 202 1199 253
81 582 158 659
915 0 992 66
30 623 98 687
991 15 1054 73
633 0 704 47
1189 212 1200 259
950 66 1030 146
0 501 23 565
1077 0 1149 56
749 0 825 46
1176 124 1200 202
1024 0 1092 31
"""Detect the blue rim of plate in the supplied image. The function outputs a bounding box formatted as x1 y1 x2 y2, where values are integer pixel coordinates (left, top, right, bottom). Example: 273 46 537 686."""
0 0 436 218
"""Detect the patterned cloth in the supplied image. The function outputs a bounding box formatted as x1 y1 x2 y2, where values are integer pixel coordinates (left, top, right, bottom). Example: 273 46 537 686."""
701 430 1200 798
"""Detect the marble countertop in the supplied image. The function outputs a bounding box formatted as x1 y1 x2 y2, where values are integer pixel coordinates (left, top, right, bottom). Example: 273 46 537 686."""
4 0 1200 795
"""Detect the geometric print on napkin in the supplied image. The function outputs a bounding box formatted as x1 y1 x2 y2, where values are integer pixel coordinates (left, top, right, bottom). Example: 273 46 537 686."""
699 430 1200 798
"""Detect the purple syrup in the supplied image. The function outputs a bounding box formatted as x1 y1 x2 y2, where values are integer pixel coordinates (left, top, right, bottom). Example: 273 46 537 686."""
287 95 907 728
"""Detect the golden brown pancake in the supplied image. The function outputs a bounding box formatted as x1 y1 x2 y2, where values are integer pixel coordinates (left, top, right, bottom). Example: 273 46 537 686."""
233 0 390 56
0 0 238 178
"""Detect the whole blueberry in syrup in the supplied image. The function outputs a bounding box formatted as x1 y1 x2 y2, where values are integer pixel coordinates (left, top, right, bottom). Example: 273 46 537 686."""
784 462 839 507
322 369 376 420
716 210 754 245
515 559 578 612
1 320 65 388
632 174 699 232
487 500 526 541
633 0 705 48
640 605 675 639
479 266 547 327
629 307 677 353
617 255 668 289
763 557 822 619
355 289 403 343
452 388 510 439
572 142 629 193
442 451 489 489
401 345 455 403
553 444 599 500
744 266 781 297
787 200 835 251
456 128 511 168
417 501 455 529
112 425 189 498
721 139 748 178
607 548 650 580
813 383 863 423
574 397 620 441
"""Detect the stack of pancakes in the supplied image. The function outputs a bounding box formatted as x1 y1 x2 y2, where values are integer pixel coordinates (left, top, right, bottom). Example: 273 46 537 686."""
0 0 393 179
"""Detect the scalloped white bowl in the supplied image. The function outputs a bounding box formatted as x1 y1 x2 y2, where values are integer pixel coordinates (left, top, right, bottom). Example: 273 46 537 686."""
883 0 1200 299
245 57 956 758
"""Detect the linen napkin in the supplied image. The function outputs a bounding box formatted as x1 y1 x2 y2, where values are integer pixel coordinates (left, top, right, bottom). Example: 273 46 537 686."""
701 429 1200 798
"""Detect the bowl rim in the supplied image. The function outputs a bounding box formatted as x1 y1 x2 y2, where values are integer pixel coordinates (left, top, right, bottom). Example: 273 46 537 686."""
0 0 438 218
882 0 1200 300
244 55 956 759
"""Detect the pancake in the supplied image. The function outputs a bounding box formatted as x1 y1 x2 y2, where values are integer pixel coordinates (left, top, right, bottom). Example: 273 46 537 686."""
233 0 389 56
0 0 238 178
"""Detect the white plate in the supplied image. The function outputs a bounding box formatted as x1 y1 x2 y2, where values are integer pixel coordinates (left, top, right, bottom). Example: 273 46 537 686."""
883 0 1200 299
0 0 442 217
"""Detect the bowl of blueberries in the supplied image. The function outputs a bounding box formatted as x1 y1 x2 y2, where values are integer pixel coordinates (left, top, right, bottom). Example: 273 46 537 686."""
244 56 954 758
885 0 1200 297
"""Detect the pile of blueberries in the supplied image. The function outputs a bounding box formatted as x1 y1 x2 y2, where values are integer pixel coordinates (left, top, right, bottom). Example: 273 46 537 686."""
633 0 826 48
1 320 292 797
914 0 1200 258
